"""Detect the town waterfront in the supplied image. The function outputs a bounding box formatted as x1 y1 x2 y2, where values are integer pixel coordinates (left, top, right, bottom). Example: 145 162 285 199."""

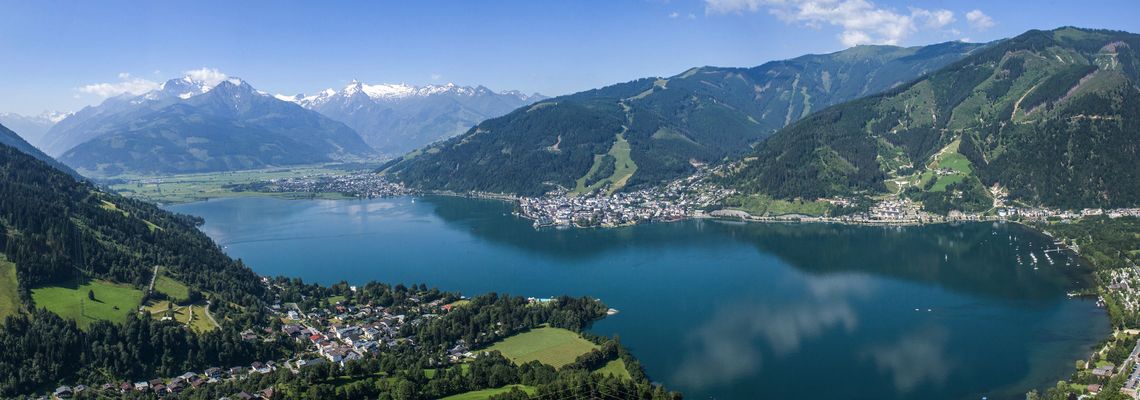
170 195 1110 399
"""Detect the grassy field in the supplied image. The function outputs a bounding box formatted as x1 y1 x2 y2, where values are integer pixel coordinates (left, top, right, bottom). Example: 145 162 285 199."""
572 134 638 195
485 327 599 368
919 139 974 192
32 280 144 329
188 304 216 332
595 359 632 379
441 385 536 400
143 300 217 333
0 254 21 322
154 273 190 303
107 164 363 204
724 194 832 217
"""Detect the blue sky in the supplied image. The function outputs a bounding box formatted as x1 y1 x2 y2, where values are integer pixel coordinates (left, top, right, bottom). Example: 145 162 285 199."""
2 0 1139 115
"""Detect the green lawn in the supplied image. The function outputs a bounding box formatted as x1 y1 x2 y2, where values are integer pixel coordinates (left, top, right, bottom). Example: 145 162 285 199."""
0 254 20 322
441 385 536 400
594 359 632 379
154 273 190 303
32 280 144 329
485 327 599 368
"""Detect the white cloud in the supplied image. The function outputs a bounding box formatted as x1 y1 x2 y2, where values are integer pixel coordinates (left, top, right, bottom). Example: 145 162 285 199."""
704 0 958 47
966 9 994 31
430 73 442 81
183 67 229 86
910 8 954 29
78 73 161 98
669 11 680 18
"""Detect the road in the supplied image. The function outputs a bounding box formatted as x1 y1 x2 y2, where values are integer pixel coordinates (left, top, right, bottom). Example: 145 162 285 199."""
203 301 221 329
147 265 159 293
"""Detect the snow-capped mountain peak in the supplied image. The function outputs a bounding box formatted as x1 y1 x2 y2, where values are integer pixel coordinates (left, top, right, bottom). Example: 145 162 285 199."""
281 81 536 106
142 73 256 102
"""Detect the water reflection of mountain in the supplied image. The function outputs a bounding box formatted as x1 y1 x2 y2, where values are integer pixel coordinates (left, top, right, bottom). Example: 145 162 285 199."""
425 196 1093 301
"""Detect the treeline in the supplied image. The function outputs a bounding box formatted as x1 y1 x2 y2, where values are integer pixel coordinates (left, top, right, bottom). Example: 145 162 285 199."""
1037 216 1140 270
268 277 453 312
0 143 265 308
74 349 678 400
416 293 609 350
0 309 290 397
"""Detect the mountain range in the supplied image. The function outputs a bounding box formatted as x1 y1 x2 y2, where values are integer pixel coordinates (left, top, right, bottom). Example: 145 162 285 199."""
0 123 79 178
724 27 1140 209
0 111 68 149
44 75 374 176
278 81 544 156
382 40 985 196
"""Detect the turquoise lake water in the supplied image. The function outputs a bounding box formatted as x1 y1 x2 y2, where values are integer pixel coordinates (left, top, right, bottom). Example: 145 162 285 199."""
169 195 1110 399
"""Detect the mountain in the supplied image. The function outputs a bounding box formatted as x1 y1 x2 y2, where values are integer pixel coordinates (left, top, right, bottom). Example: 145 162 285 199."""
0 136 276 394
724 27 1140 210
0 138 263 297
44 75 374 176
382 41 984 196
0 123 80 178
0 111 68 149
279 81 544 156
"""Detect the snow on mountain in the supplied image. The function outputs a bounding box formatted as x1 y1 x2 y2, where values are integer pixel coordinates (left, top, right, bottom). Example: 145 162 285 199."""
0 111 72 149
41 72 373 171
279 81 546 155
281 81 541 108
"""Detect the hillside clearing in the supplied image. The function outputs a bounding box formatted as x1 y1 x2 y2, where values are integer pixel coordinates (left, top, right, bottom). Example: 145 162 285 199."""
154 273 191 303
32 280 144 329
0 254 20 322
572 133 638 195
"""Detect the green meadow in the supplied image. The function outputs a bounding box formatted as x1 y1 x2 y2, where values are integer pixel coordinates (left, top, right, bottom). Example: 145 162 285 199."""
0 255 20 322
32 280 144 329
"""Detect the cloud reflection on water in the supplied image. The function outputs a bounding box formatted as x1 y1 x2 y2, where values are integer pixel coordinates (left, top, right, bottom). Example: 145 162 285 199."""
673 275 871 388
863 327 952 394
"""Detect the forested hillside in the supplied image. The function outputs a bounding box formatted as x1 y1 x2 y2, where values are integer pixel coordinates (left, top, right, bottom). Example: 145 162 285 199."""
726 27 1140 209
0 123 79 178
0 132 264 304
384 41 982 196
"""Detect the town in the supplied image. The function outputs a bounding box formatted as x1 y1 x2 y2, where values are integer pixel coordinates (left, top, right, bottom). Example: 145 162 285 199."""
511 169 1140 228
516 172 732 228
42 280 480 399
226 171 411 199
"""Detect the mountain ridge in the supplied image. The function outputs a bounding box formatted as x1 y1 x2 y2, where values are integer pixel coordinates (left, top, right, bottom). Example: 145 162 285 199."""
383 40 986 196
46 75 375 176
284 81 545 156
724 27 1140 210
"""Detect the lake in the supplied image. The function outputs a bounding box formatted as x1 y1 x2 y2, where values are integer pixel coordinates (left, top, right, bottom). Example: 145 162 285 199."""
169 196 1110 399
